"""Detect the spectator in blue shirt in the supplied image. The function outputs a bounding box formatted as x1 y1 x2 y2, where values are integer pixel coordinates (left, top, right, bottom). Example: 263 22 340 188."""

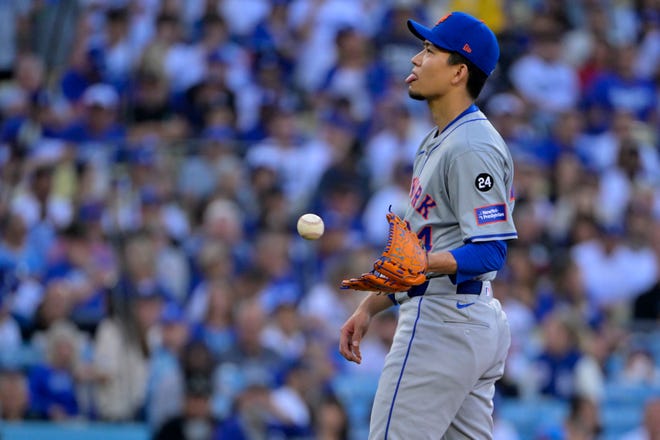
582 45 657 130
28 321 82 420
533 311 584 400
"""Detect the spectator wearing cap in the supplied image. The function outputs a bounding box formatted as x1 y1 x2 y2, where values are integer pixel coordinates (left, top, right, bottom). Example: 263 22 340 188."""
146 302 190 431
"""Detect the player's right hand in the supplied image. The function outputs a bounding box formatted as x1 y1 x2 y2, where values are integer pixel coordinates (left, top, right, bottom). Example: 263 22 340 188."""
339 309 371 364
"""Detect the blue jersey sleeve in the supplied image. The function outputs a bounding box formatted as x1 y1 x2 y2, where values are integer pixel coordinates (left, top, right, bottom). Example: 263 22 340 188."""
448 240 507 285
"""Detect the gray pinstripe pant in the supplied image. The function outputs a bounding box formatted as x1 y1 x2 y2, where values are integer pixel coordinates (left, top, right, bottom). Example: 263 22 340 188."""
369 284 510 440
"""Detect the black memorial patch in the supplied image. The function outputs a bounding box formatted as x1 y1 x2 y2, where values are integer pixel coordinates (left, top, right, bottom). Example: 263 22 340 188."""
475 173 493 192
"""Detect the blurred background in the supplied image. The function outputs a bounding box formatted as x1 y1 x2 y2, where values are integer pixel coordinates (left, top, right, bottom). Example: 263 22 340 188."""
0 0 659 439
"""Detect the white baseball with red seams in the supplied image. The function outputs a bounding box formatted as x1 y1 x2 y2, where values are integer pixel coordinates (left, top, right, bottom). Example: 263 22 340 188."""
297 213 324 240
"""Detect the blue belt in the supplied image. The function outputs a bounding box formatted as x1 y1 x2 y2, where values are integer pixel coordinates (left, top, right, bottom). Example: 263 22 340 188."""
406 279 483 298
388 279 484 305
456 280 484 295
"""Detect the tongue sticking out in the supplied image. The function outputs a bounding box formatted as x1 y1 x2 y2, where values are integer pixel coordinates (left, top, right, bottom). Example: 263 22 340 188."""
405 73 417 84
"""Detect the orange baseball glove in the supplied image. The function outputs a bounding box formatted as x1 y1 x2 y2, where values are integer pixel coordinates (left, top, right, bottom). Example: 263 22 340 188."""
341 212 428 293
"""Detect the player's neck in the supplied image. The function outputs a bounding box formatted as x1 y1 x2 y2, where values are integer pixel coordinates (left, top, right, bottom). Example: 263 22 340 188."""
429 95 474 133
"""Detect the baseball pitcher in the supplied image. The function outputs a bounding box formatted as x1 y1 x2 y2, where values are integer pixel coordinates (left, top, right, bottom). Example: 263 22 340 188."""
339 11 517 440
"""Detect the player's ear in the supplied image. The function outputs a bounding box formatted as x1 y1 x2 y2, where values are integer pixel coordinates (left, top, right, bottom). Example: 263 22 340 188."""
450 63 469 86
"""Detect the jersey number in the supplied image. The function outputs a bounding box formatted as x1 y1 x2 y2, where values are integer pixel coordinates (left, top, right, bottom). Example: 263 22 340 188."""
475 173 494 192
417 226 432 251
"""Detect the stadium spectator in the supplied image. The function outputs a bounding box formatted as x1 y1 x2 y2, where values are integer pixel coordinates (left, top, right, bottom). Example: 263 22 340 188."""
509 17 580 119
531 311 584 400
0 369 31 421
27 320 84 420
153 374 219 440
311 392 350 440
146 302 190 430
189 278 236 359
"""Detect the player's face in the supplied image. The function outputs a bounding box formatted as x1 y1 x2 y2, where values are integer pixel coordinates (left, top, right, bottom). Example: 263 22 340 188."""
406 41 456 101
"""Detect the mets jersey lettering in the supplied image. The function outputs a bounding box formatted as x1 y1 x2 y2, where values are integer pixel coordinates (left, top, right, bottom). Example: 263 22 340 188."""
404 109 517 291
409 177 438 219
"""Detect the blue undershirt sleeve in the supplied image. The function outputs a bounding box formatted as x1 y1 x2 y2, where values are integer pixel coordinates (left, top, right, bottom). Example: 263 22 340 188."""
448 240 507 285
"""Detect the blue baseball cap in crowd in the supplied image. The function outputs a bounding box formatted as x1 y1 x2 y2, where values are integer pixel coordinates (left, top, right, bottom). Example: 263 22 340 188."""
407 12 500 76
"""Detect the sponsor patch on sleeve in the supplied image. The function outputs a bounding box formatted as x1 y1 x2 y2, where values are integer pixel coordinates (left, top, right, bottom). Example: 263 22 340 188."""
475 204 507 225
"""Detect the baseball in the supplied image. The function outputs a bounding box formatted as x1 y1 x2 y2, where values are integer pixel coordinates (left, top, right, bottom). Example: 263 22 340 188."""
297 213 324 240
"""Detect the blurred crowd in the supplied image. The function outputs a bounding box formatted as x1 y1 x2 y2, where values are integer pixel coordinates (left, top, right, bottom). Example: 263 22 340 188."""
0 0 659 439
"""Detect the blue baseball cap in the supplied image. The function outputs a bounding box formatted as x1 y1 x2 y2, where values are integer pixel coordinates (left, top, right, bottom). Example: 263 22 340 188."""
407 12 500 76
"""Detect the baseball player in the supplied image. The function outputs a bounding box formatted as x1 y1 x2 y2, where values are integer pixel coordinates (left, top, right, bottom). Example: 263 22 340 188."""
339 11 517 440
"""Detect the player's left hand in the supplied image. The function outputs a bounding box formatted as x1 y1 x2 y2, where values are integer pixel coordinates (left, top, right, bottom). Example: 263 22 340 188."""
341 212 428 294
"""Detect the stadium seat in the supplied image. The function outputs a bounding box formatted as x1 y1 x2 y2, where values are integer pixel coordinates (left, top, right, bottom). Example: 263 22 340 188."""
497 397 567 439
0 422 149 440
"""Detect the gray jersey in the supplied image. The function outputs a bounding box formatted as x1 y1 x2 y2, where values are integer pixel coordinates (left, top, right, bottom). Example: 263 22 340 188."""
369 107 516 440
404 107 517 295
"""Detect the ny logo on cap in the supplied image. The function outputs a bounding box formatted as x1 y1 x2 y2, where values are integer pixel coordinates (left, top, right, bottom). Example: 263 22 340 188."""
463 43 472 53
436 13 451 25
